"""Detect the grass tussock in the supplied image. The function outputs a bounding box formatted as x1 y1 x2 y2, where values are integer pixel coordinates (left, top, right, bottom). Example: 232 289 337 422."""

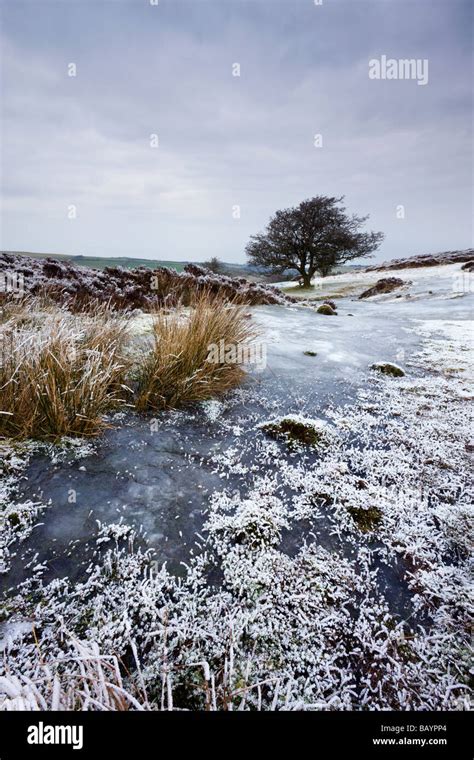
0 294 257 439
135 293 258 412
0 304 131 439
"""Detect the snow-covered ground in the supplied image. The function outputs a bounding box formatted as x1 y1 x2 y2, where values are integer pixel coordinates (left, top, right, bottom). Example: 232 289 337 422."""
278 261 473 301
0 262 472 710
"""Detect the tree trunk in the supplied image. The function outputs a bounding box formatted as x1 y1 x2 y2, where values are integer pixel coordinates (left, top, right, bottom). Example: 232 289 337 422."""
302 272 313 288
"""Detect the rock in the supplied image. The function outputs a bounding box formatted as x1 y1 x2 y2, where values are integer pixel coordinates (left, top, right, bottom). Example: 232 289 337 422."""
461 260 474 272
316 304 336 315
303 350 317 357
359 277 407 299
371 362 405 378
323 300 336 310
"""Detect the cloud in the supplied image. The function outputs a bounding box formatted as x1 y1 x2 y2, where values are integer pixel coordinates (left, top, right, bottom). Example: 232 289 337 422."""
0 0 472 262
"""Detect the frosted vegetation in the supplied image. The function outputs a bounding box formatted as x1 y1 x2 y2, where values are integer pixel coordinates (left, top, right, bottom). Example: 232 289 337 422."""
0 262 472 711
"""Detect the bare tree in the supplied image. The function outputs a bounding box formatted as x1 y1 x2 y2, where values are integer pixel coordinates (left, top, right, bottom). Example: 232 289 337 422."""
246 196 384 287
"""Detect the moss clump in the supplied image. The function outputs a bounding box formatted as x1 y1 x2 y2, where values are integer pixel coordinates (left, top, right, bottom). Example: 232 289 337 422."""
303 350 317 357
348 505 382 532
371 362 405 378
7 512 20 526
262 418 326 448
316 304 336 316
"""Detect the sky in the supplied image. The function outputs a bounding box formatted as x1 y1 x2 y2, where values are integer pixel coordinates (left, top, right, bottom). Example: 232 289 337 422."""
0 0 472 264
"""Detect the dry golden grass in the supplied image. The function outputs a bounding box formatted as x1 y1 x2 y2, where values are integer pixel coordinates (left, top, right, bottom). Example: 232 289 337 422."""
0 293 257 439
135 292 257 412
0 303 131 440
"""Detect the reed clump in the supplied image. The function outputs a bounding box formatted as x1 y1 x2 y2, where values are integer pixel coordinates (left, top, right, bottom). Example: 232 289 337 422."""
135 293 257 412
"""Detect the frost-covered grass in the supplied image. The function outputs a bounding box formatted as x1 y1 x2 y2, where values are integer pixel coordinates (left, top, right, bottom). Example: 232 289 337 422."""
0 635 149 710
0 444 44 576
0 303 131 439
1 312 472 711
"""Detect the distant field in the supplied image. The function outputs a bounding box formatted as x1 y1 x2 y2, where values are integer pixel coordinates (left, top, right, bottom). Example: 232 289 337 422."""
71 256 189 272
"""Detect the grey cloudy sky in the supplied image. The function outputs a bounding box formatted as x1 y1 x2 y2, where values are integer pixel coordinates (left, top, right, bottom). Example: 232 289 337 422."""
0 0 472 264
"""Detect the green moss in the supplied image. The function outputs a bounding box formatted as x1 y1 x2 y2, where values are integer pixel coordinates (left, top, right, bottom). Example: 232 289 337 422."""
371 362 405 378
303 350 317 357
7 512 20 527
316 304 336 316
262 418 326 448
348 505 382 532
